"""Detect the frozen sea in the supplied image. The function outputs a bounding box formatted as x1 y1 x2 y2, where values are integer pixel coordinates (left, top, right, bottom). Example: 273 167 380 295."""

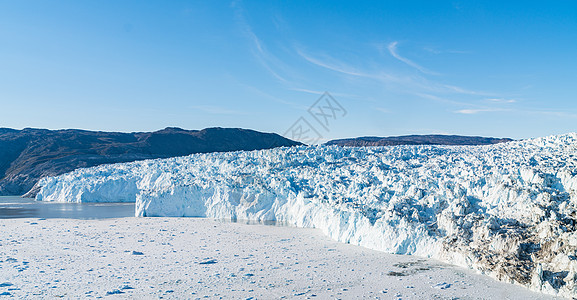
0 196 564 298
0 196 134 219
0 217 561 299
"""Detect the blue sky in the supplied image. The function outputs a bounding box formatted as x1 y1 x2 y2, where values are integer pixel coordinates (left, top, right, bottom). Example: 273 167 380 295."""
1 1 575 142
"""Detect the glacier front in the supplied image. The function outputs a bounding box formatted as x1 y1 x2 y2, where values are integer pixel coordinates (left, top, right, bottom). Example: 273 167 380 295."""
36 133 577 297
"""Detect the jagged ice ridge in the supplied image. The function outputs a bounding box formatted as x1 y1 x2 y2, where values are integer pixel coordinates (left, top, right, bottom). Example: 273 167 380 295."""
36 133 577 297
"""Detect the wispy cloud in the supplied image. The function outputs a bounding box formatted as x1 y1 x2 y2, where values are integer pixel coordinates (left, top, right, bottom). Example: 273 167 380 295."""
233 2 352 102
297 49 378 78
454 106 577 118
454 108 507 114
486 98 516 103
288 87 324 95
522 109 577 118
297 48 431 92
375 107 391 113
388 42 440 75
232 4 510 116
297 47 497 102
232 1 292 84
442 84 495 96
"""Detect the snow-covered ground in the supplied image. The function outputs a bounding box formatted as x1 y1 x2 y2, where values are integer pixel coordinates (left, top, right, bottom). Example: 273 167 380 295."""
36 133 577 297
0 217 562 299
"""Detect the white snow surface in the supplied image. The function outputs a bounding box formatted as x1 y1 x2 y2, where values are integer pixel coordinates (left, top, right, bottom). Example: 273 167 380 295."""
36 133 577 297
1 218 559 299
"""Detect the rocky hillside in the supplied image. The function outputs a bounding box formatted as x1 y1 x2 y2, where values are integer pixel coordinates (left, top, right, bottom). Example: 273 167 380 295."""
0 127 301 196
325 134 512 147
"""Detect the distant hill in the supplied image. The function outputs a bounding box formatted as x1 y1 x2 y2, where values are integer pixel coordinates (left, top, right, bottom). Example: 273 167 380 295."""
0 127 301 196
325 134 513 147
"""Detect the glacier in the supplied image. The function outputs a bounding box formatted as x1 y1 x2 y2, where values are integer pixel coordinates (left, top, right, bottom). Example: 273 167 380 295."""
36 133 577 297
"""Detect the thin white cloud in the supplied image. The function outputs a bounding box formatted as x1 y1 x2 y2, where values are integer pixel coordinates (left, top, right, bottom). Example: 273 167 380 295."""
375 107 391 114
297 49 377 78
234 1 354 102
296 48 425 91
522 109 577 118
486 98 516 103
232 1 292 84
454 108 506 114
232 5 506 112
454 109 485 114
289 87 324 95
455 107 577 118
297 48 505 107
442 84 495 97
388 42 440 75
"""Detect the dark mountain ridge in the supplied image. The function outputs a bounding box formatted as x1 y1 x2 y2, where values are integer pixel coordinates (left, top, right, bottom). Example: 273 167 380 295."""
0 127 301 196
325 134 513 147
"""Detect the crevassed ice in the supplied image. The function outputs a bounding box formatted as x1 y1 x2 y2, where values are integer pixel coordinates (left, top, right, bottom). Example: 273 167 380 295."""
36 133 577 297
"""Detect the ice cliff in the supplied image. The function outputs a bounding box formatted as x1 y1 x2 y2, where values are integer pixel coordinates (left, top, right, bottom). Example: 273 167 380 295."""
36 133 577 297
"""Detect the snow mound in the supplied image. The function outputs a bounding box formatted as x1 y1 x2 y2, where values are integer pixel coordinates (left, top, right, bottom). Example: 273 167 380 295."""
36 133 577 297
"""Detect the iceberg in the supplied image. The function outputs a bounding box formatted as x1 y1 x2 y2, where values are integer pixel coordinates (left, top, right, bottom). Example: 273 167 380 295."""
36 133 577 297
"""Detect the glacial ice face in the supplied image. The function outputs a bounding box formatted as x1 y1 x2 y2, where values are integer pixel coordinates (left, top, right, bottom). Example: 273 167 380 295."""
37 133 577 297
